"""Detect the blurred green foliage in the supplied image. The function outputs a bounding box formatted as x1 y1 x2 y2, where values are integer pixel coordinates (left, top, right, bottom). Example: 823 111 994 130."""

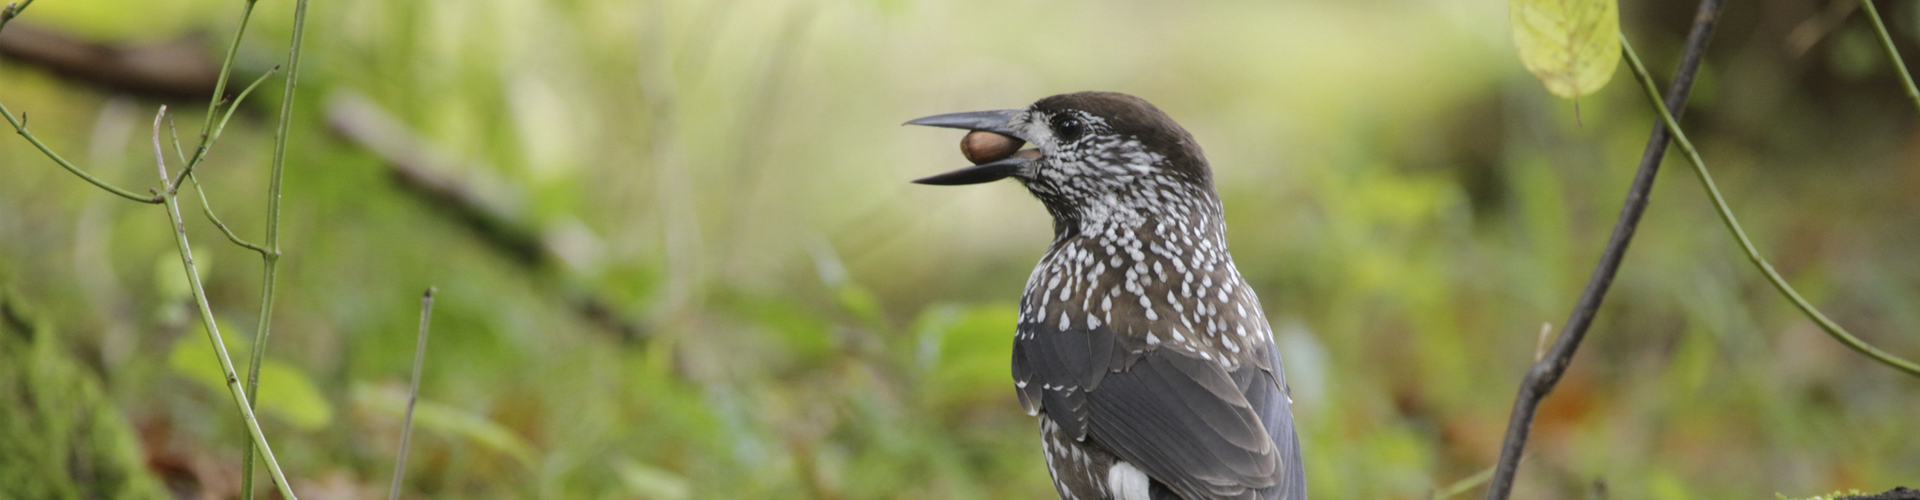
1 289 169 500
2 0 1919 499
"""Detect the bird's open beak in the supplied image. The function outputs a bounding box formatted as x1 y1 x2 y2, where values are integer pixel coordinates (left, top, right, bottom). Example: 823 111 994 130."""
904 109 1036 185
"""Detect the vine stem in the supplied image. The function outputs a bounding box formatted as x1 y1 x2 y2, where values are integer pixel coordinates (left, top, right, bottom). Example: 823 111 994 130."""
174 64 281 192
174 0 260 187
241 0 308 496
2 0 160 205
189 173 268 254
1619 36 1920 377
151 106 299 500
1856 0 1920 114
1 101 161 203
1482 1 1724 498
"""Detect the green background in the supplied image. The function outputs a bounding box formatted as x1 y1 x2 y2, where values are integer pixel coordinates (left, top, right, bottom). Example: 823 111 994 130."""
2 0 1917 498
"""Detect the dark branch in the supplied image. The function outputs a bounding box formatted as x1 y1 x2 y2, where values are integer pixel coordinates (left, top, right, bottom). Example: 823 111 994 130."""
323 92 650 343
1481 1 1726 499
0 22 222 100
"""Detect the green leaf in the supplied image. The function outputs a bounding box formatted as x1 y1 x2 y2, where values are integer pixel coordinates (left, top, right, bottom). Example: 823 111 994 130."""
1509 0 1621 98
168 334 334 430
352 383 538 470
612 457 692 500
835 283 885 326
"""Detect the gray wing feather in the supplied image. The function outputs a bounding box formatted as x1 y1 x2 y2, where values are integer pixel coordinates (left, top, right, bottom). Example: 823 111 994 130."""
1239 342 1306 500
1014 322 1305 499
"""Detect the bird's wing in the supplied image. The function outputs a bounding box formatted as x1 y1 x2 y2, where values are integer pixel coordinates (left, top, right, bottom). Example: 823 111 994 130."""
1015 321 1299 500
1240 340 1306 500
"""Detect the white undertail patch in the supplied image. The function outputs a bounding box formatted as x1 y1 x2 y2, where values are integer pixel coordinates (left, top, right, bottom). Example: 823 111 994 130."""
1106 461 1152 500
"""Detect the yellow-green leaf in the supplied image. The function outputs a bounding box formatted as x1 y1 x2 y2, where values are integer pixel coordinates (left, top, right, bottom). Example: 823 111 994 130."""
169 335 335 430
352 383 538 470
612 457 692 500
1509 0 1622 98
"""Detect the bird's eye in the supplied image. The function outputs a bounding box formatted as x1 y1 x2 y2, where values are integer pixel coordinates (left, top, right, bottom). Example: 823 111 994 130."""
1050 115 1086 143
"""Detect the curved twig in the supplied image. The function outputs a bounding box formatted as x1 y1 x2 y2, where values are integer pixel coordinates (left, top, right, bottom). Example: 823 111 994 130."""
1 103 162 203
0 0 161 204
1620 37 1920 377
188 173 268 254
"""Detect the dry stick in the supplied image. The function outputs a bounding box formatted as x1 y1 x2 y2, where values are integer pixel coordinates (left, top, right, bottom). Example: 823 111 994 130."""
151 106 299 500
1620 37 1920 377
1480 1 1725 499
390 287 437 500
240 0 309 496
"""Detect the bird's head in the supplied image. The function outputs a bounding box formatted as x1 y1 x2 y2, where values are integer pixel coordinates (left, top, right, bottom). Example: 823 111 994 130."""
908 91 1217 231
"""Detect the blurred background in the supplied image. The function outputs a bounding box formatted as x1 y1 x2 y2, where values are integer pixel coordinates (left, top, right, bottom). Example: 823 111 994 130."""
3 0 1919 498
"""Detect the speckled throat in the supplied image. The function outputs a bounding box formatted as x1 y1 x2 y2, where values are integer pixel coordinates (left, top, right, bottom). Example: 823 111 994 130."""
1017 178 1271 367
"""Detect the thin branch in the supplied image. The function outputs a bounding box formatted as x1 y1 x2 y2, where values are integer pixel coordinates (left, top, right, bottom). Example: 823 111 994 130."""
390 287 437 500
1434 460 1502 500
1 102 161 203
240 0 308 495
151 105 299 500
1856 0 1920 114
171 65 281 192
1482 1 1725 499
179 0 262 183
0 0 38 33
188 173 267 254
0 0 160 204
1621 37 1920 377
168 118 189 168
324 93 650 342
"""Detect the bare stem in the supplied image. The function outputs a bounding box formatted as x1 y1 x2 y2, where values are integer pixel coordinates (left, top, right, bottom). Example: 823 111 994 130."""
189 173 268 254
0 0 39 33
173 65 281 192
151 106 299 500
179 0 262 183
1482 2 1724 498
0 0 160 204
169 119 190 167
390 287 437 500
1857 0 1920 114
1 102 162 203
241 0 308 495
1435 461 1502 500
1620 36 1920 377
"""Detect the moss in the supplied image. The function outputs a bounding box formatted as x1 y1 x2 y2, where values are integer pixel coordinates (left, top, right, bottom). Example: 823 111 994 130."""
0 289 168 500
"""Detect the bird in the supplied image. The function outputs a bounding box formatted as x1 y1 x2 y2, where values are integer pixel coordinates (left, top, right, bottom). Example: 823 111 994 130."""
907 91 1307 500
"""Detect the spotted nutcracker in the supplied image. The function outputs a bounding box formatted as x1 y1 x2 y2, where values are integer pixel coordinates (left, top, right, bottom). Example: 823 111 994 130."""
907 92 1307 500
